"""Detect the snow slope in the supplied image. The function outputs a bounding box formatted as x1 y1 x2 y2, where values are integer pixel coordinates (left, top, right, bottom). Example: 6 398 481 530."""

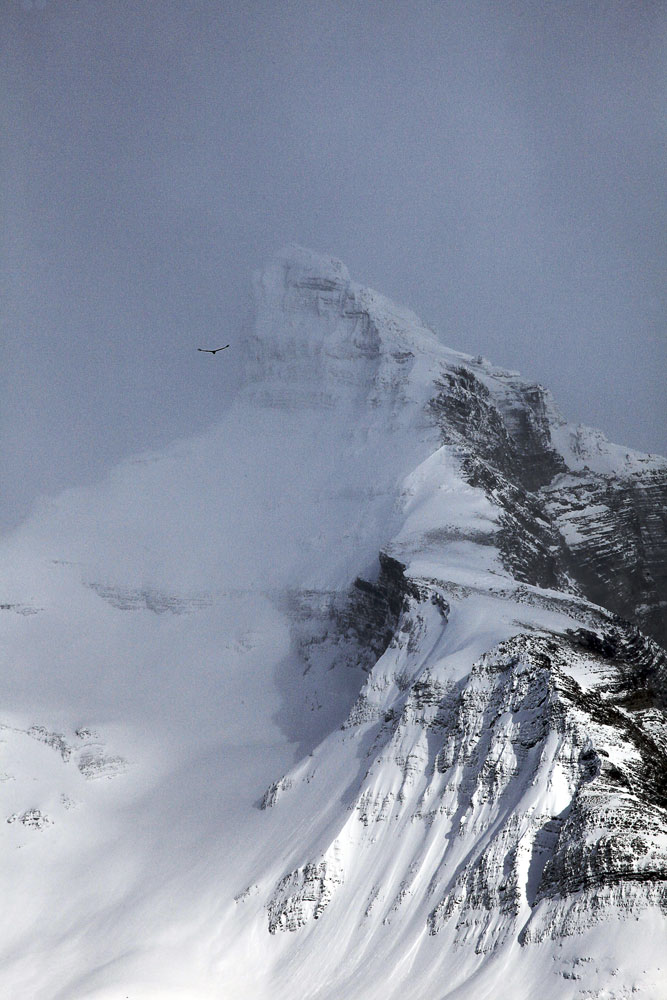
1 246 665 999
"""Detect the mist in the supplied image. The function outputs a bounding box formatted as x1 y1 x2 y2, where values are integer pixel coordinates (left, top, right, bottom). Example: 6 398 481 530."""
2 0 665 530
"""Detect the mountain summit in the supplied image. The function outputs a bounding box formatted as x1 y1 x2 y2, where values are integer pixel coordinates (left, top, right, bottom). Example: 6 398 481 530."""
1 247 665 999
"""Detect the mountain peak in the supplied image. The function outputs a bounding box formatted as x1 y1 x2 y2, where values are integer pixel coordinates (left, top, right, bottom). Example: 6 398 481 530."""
266 243 351 290
1 250 664 999
244 246 454 419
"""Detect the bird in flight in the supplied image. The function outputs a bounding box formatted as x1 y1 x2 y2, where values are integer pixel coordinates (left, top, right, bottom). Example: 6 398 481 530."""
198 345 229 355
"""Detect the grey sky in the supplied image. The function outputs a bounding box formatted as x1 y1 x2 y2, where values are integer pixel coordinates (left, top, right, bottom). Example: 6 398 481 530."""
2 0 665 530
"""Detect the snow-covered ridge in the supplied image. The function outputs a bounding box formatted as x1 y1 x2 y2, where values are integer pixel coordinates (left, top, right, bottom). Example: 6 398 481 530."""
0 247 665 999
242 244 666 644
250 244 665 474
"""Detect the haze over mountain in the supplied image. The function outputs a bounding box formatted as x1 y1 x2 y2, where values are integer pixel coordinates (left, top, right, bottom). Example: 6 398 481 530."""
1 247 665 999
3 1 665 532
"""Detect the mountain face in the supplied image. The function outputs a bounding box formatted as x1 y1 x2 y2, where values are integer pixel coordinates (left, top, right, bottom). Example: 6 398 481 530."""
1 246 665 1000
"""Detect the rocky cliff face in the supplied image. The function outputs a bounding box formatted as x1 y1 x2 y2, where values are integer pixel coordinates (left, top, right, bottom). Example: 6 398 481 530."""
0 246 664 1000
545 469 667 645
427 357 667 646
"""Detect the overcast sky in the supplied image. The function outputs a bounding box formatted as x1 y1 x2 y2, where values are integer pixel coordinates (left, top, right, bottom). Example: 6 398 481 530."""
2 0 665 530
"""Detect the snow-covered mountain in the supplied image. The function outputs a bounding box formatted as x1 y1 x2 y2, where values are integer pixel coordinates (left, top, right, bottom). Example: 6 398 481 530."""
1 246 665 999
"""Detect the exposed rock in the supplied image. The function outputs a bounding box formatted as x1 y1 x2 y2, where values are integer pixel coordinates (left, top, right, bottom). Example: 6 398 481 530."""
545 469 667 645
427 362 667 646
77 748 127 780
268 842 344 933
7 808 52 830
260 776 292 809
87 583 212 614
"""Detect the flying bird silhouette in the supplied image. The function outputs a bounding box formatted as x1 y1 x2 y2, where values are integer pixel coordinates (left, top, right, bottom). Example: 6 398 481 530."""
197 345 229 355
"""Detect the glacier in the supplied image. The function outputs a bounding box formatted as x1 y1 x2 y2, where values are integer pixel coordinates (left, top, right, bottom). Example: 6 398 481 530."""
0 245 665 999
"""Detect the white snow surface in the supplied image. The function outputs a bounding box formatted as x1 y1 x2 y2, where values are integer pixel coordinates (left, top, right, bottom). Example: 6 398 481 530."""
1 246 665 999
